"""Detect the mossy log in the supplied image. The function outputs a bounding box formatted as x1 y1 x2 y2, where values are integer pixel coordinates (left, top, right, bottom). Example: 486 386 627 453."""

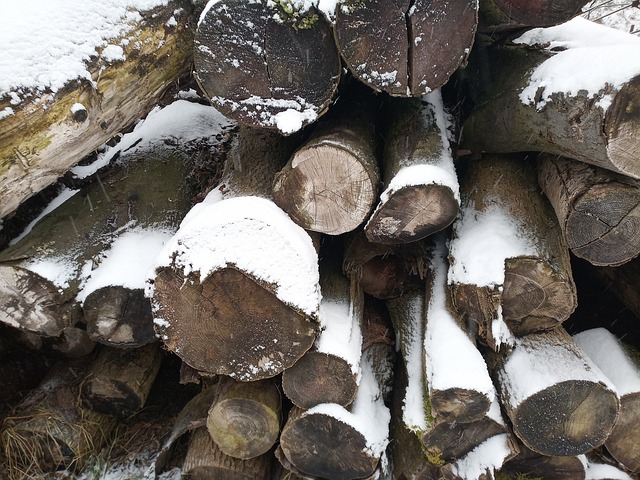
194 0 340 134
0 1 195 219
364 94 459 245
334 0 477 96
538 154 640 267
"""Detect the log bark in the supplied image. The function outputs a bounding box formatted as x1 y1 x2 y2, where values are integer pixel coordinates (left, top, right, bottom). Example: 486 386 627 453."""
488 327 620 456
499 444 587 480
194 0 340 134
0 1 195 219
272 87 380 235
206 376 281 460
460 36 640 179
480 0 589 28
364 94 459 245
151 127 320 380
80 343 163 418
538 154 640 267
334 0 478 96
449 154 577 345
573 328 640 473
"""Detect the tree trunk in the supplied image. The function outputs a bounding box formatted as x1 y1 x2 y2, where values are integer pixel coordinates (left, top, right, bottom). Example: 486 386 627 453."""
272 86 380 235
194 0 340 134
538 154 640 267
488 327 620 456
573 328 640 473
334 0 477 96
80 343 163 418
449 154 576 346
206 376 281 460
0 1 195 219
480 0 589 28
364 93 459 245
150 127 320 381
460 36 640 179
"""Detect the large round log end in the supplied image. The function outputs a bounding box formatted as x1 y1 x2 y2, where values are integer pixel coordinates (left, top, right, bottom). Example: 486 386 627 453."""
605 393 640 473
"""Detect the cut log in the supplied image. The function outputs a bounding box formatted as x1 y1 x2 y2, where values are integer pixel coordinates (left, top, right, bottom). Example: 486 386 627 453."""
0 323 95 360
364 92 460 245
460 19 640 179
448 154 576 346
183 426 272 480
573 328 640 473
272 87 380 235
80 343 163 418
194 0 340 134
480 0 589 28
538 154 640 267
0 1 195 219
499 444 587 480
0 361 117 476
206 376 281 460
150 127 320 380
488 327 620 456
334 0 478 96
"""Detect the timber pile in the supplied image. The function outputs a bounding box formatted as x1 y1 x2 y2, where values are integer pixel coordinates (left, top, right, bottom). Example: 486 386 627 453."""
1 1 640 480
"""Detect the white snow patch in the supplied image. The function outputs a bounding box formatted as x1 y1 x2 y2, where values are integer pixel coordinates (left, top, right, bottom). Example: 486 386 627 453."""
0 106 14 120
70 102 87 114
578 455 634 480
273 108 317 135
102 44 126 62
449 434 514 480
24 256 78 290
315 299 363 375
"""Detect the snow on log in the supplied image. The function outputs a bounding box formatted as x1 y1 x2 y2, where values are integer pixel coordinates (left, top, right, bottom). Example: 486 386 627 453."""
364 92 460 245
448 154 576 347
79 343 163 419
272 87 380 235
282 242 363 409
194 0 341 134
500 444 587 480
489 327 620 456
0 1 196 219
480 0 589 28
538 154 640 267
279 352 390 480
149 127 320 381
334 0 478 96
461 17 640 179
573 328 640 473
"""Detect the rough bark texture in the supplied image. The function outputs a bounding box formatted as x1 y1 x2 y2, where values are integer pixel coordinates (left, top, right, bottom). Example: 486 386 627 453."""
334 0 477 96
481 0 589 27
206 376 281 460
461 42 640 179
0 1 195 219
362 295 396 404
538 154 640 267
194 0 340 133
365 96 459 245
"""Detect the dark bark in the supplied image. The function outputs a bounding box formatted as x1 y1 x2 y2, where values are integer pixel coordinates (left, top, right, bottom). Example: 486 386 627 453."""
480 0 589 28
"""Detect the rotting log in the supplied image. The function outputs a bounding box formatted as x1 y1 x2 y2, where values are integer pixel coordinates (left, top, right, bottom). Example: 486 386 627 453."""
448 154 576 346
480 0 589 29
538 154 640 267
499 444 587 480
573 328 640 473
150 127 320 381
460 26 640 179
194 0 340 134
272 86 380 235
364 93 459 245
206 376 281 460
0 1 195 219
334 0 478 96
80 343 163 419
487 327 620 457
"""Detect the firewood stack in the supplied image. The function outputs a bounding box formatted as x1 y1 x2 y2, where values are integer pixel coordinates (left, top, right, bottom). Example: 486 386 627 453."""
1 0 640 479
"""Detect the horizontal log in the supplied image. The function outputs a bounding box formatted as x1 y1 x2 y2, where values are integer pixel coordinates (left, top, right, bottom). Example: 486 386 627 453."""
499 444 587 480
480 0 589 28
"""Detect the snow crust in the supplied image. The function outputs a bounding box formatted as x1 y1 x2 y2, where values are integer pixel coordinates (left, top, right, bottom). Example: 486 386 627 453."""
150 196 320 316
515 17 640 110
449 433 514 480
573 328 640 396
315 298 363 376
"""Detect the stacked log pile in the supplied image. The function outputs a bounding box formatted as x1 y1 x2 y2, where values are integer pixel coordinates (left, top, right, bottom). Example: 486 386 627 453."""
1 0 640 479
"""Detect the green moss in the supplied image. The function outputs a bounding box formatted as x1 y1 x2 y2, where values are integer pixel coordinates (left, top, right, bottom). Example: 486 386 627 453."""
268 0 320 29
424 448 445 467
495 472 543 480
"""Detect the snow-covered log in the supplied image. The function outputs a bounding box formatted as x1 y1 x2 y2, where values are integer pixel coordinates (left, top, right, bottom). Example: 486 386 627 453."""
573 328 640 473
538 153 640 267
0 1 196 219
194 0 341 135
364 93 460 245
489 327 620 456
334 0 478 96
461 18 640 179
79 343 162 418
282 244 362 409
150 127 320 380
206 376 281 460
499 444 587 480
480 0 589 28
448 154 576 347
272 87 380 235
